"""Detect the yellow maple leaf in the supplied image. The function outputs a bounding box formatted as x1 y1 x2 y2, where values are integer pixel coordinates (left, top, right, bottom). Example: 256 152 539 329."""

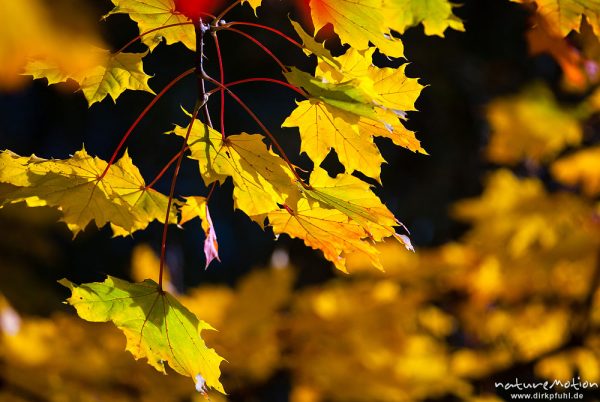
268 197 383 272
357 109 426 154
307 0 464 57
171 121 298 221
512 0 600 37
284 48 425 178
316 48 424 113
105 0 195 51
309 0 404 58
0 148 174 236
551 146 600 196
283 100 385 180
305 168 406 243
289 19 341 68
24 50 155 106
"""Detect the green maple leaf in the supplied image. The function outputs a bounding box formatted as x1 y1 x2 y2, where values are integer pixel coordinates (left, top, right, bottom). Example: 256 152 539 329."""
59 276 225 394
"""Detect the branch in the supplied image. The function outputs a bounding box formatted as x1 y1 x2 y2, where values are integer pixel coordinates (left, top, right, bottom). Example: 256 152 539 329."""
99 68 194 180
158 18 211 290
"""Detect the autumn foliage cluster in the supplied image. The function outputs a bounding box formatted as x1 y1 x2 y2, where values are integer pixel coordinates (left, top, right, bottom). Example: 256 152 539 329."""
1 0 600 401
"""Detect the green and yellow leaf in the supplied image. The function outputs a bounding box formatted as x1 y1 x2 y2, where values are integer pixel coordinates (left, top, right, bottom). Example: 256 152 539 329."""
171 122 298 221
307 0 464 57
59 276 225 394
305 168 402 242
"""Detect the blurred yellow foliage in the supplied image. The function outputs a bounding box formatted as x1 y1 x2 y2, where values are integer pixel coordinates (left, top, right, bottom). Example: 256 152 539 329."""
0 0 105 91
486 85 582 164
552 146 600 196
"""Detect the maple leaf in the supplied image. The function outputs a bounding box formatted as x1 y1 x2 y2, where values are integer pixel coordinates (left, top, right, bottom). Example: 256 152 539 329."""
59 276 225 394
512 0 600 37
283 48 425 179
283 99 385 180
315 48 424 113
356 109 426 154
284 67 378 118
170 121 298 222
309 0 404 57
105 0 195 51
24 50 155 106
0 148 174 236
289 19 341 68
180 196 221 268
386 0 465 37
307 0 463 57
305 168 410 244
268 197 384 272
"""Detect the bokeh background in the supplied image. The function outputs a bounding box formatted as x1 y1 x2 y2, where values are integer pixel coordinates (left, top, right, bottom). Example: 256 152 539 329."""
1 0 600 401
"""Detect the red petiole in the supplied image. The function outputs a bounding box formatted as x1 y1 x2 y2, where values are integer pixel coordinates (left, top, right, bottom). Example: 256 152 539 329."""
99 68 195 180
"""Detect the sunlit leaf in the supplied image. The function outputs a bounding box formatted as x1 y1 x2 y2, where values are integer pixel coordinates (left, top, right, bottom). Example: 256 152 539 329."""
105 0 195 51
59 276 225 394
284 67 378 118
171 121 298 222
289 18 341 68
0 148 174 236
24 50 155 106
305 168 406 243
309 0 405 57
268 197 384 272
283 99 385 180
283 48 425 178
